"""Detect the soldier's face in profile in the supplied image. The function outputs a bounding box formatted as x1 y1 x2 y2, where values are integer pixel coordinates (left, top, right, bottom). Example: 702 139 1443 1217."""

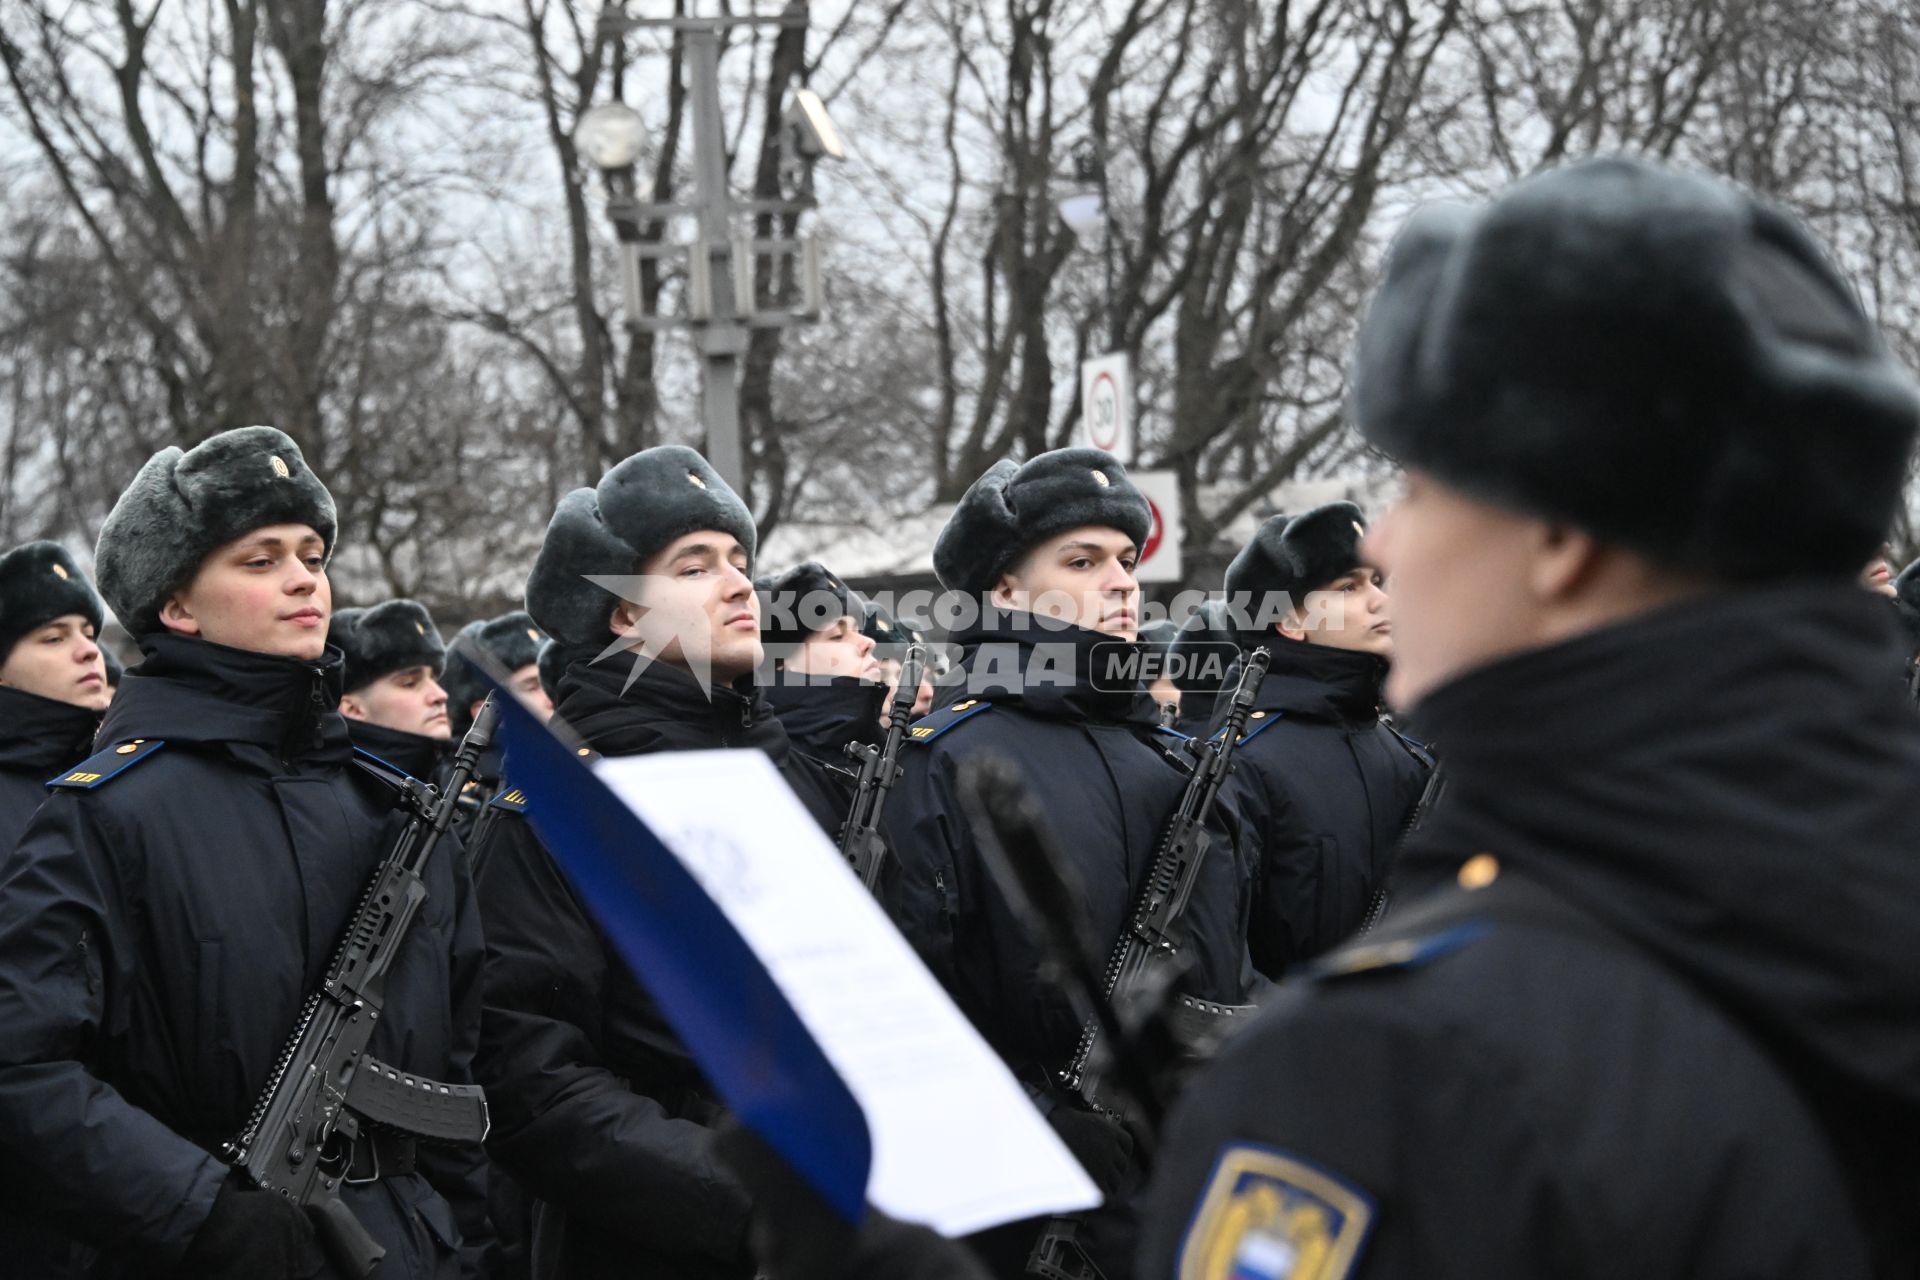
502 662 554 721
0 613 110 711
785 614 882 681
341 663 452 739
1282 566 1393 656
1364 472 1545 709
160 523 332 661
615 531 762 684
993 525 1142 640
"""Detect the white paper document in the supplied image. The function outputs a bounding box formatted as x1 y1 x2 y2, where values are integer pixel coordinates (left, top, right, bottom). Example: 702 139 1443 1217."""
596 748 1102 1236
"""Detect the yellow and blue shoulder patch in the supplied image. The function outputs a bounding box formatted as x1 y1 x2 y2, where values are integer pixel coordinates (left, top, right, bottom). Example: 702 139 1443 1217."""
47 739 167 790
1307 921 1488 982
489 786 529 814
1210 709 1283 747
1177 1144 1375 1280
905 698 993 745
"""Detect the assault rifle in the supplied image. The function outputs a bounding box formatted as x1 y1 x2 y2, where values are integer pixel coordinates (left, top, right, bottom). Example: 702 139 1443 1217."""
840 641 929 891
223 699 498 1277
1029 646 1272 1280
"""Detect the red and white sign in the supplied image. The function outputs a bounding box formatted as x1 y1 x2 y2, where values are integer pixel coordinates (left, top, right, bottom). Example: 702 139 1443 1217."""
1129 469 1182 583
1078 353 1133 464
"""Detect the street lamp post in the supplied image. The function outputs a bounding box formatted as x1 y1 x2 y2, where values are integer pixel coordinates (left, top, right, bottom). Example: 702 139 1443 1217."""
579 3 839 493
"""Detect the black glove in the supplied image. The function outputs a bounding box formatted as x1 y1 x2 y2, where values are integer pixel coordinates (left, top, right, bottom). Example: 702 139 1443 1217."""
714 1125 991 1280
1045 1105 1136 1199
173 1181 340 1280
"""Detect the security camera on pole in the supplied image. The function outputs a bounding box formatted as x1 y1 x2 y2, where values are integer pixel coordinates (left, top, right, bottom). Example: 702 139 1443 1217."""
577 3 843 494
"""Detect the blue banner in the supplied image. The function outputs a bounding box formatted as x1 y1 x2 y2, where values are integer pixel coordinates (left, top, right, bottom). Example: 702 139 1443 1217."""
480 678 873 1223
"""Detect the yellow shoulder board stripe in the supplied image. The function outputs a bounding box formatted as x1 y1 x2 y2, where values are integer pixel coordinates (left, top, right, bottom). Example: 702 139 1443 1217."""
47 739 168 791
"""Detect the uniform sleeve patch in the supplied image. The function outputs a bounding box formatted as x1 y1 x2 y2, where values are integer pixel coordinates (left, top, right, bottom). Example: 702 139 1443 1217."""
489 787 528 813
1177 1144 1375 1280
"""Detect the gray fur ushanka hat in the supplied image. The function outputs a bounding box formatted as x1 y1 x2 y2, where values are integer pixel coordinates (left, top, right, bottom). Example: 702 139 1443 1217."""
756 561 861 654
1350 155 1919 580
1224 503 1370 609
327 600 447 693
0 541 105 662
443 611 547 733
94 426 337 635
526 445 757 646
934 447 1152 594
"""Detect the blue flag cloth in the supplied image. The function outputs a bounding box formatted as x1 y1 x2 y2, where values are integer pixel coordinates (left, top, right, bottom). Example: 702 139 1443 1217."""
480 678 873 1223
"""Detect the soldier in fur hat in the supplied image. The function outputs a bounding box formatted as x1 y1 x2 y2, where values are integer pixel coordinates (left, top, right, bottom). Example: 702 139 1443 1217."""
756 560 887 759
328 599 454 781
0 427 489 1278
472 445 855 1280
879 446 1256 1279
1216 503 1433 975
0 541 110 850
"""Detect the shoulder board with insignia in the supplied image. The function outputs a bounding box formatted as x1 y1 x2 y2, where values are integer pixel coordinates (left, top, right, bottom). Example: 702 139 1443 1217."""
47 739 167 791
1178 1142 1376 1280
1307 920 1488 982
488 787 529 814
1209 708 1283 746
904 698 993 744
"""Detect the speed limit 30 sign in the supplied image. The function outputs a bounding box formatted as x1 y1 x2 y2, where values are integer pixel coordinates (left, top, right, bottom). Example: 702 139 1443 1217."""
1078 353 1133 464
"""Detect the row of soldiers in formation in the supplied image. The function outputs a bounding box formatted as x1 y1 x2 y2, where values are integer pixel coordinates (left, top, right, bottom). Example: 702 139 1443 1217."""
3 152 1920 1280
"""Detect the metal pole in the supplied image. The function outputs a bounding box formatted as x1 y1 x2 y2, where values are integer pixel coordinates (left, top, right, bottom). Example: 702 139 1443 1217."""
686 26 747 492
1100 153 1116 352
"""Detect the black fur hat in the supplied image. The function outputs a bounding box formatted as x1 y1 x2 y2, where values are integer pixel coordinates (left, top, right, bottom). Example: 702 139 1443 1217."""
0 541 105 662
1352 155 1919 581
95 426 337 635
934 448 1153 594
328 600 447 694
526 446 756 646
757 561 860 655
443 611 547 733
536 638 568 702
1224 503 1369 615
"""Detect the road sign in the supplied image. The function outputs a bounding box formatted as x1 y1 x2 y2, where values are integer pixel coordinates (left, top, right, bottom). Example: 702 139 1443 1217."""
1129 469 1182 583
1078 353 1133 463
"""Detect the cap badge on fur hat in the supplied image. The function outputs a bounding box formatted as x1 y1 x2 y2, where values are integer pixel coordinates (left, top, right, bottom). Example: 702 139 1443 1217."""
270 455 290 478
51 562 69 580
526 626 539 641
1352 521 1365 537
415 620 426 635
1091 470 1110 487
688 471 708 489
